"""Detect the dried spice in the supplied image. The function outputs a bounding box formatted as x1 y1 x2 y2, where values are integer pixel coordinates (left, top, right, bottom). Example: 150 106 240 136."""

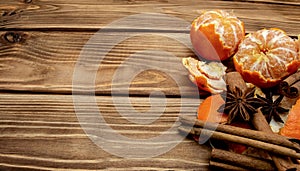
217 72 261 124
218 86 261 124
252 109 297 170
257 90 289 123
279 81 299 98
279 70 300 98
179 114 300 171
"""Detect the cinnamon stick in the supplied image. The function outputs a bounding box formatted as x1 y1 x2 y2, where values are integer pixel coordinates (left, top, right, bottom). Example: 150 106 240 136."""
253 110 297 171
210 149 274 171
209 161 251 171
283 69 300 86
226 72 247 93
179 115 300 151
178 126 300 159
252 109 273 133
279 70 300 98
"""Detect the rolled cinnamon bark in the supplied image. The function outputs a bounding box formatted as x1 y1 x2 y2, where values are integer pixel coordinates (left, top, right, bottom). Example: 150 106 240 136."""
225 72 247 93
253 110 296 171
179 115 300 151
210 149 274 171
209 161 250 171
279 70 300 98
283 70 300 86
178 125 300 159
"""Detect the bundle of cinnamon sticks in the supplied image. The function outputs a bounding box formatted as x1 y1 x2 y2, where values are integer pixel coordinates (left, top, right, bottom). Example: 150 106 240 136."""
178 115 300 171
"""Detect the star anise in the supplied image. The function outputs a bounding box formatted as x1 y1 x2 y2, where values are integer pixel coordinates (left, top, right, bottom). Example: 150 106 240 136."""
256 90 289 123
218 86 261 124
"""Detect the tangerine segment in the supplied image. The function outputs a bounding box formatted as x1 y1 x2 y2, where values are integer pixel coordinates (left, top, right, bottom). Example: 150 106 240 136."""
190 10 245 61
234 28 300 88
197 94 228 123
280 98 300 140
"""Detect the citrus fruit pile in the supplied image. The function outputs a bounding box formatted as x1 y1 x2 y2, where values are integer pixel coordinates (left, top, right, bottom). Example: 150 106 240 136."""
183 9 300 140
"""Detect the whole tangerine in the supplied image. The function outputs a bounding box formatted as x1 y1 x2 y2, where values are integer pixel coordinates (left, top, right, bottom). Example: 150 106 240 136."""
190 10 245 61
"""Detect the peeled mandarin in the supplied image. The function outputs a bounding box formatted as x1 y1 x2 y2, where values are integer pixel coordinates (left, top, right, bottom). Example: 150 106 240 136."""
233 28 300 88
190 10 245 61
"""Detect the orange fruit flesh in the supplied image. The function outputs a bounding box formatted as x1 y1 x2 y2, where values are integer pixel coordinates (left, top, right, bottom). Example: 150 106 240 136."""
234 28 300 88
197 94 228 123
280 98 300 139
190 10 245 61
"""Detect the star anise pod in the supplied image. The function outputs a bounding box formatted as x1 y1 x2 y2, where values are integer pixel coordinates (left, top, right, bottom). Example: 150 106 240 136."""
256 90 289 123
218 86 261 124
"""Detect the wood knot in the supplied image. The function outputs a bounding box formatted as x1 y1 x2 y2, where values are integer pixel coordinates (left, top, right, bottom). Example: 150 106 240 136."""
24 0 32 3
2 10 16 16
3 32 26 44
1 9 23 17
127 0 135 4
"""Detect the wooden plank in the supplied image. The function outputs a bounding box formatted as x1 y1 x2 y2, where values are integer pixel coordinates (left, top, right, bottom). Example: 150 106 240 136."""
238 0 300 6
0 31 203 96
0 93 209 170
1 29 298 96
0 0 299 35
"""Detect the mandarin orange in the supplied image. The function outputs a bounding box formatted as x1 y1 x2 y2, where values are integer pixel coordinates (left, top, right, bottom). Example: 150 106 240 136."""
190 10 245 61
233 28 300 88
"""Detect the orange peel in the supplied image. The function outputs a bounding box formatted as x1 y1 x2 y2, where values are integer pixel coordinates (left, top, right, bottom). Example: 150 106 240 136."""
182 57 226 94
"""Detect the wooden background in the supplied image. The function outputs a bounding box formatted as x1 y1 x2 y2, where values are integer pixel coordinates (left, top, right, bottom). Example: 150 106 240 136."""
0 0 299 170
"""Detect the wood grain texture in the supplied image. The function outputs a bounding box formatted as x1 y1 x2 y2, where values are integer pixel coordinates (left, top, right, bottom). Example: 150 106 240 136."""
0 31 202 96
0 1 299 96
1 1 299 170
0 0 299 35
240 0 300 5
0 93 208 170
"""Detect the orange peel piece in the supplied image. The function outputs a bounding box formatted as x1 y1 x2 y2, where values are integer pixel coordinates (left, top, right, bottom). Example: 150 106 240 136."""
197 94 228 123
280 98 300 140
182 57 226 94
